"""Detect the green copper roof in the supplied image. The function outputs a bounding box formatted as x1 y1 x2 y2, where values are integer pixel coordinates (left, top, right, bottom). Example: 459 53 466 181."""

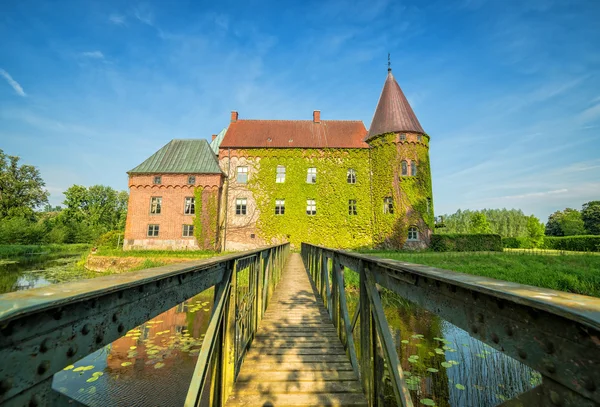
209 127 227 154
128 139 222 174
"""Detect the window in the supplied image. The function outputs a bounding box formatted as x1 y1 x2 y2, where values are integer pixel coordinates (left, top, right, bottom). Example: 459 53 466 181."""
147 224 159 237
150 197 162 214
236 198 247 215
275 199 285 215
408 226 419 241
411 161 417 176
417 135 422 142
176 303 185 313
184 197 195 215
153 176 162 185
384 197 394 214
276 166 286 183
306 167 317 184
188 176 196 184
348 199 357 216
183 224 194 237
347 169 356 184
306 199 316 215
401 160 408 176
426 198 431 213
236 166 248 184
399 133 406 141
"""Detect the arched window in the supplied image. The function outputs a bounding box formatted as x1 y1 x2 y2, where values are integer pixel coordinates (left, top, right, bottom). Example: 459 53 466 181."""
411 161 417 176
401 160 408 176
408 226 419 241
347 169 356 184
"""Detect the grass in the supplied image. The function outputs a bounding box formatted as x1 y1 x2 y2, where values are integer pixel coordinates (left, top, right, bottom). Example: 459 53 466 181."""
0 244 91 258
94 248 223 259
359 250 600 298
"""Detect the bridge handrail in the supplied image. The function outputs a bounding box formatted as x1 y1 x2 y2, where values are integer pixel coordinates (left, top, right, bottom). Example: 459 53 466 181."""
301 243 600 407
0 243 290 407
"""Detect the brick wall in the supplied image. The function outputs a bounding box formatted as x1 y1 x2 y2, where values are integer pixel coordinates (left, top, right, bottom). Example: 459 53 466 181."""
124 173 222 250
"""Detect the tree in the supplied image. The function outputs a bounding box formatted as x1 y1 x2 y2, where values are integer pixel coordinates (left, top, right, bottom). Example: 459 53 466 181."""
545 208 586 236
0 149 49 218
526 215 545 246
470 212 492 234
581 201 600 235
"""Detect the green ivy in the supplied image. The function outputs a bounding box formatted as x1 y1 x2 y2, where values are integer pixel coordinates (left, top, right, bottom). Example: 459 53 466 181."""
193 186 204 246
243 148 373 249
193 186 219 250
370 133 434 248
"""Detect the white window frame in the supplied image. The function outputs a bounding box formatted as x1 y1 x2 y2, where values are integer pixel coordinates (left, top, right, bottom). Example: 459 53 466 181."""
236 166 248 184
182 224 194 237
147 224 159 237
408 226 419 241
184 197 195 215
348 199 357 215
275 199 285 215
306 199 316 215
236 198 247 215
347 169 356 184
384 197 394 214
276 166 286 183
306 167 317 184
150 197 162 214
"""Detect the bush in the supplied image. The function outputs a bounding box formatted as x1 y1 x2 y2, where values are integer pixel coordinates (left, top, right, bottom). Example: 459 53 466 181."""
502 237 535 249
541 235 600 252
431 234 502 252
0 217 45 244
95 230 123 249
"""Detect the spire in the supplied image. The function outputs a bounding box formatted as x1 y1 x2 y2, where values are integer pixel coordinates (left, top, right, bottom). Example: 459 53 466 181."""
365 69 425 141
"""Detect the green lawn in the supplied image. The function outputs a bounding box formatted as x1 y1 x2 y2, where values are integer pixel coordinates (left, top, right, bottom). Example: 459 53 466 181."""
361 250 600 298
95 248 223 258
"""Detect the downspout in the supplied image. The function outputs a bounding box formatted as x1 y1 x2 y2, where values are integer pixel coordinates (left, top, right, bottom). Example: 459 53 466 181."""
222 147 231 251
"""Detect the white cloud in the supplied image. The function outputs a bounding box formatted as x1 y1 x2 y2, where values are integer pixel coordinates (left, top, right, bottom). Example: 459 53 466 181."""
133 5 154 26
578 103 600 124
109 13 126 25
497 189 569 200
0 69 26 97
80 51 105 59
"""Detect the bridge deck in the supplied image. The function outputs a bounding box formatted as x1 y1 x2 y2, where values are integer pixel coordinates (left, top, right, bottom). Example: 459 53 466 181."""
225 253 367 406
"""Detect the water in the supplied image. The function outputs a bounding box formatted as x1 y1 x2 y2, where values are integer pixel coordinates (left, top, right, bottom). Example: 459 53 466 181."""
1 256 538 406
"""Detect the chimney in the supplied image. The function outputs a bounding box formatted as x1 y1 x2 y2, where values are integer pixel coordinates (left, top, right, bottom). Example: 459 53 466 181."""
211 134 217 141
231 111 238 122
313 110 321 123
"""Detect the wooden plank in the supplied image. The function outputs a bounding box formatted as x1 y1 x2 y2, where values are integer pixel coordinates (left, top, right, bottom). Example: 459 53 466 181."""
236 371 359 382
245 354 351 363
240 362 355 371
248 347 346 355
225 392 368 407
231 380 364 395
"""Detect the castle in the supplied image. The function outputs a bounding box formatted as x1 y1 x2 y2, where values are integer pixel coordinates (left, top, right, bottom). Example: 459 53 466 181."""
123 68 434 251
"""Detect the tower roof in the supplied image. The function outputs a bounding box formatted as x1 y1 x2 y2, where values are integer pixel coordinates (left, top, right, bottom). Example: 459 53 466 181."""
366 70 424 141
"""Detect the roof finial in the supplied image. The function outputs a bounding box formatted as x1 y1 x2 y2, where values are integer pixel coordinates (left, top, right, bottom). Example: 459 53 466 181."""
388 53 391 72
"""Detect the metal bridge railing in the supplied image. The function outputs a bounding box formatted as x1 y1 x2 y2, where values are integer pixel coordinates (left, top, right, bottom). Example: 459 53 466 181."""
301 243 600 407
0 243 289 407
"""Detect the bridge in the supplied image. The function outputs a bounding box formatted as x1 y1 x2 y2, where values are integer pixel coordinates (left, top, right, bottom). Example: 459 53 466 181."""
1 243 599 406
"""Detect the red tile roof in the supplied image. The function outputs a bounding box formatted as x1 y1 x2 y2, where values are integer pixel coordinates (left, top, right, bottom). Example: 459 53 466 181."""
366 70 425 140
220 119 369 149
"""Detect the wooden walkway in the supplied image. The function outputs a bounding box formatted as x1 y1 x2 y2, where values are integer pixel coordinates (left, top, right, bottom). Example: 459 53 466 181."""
225 253 368 406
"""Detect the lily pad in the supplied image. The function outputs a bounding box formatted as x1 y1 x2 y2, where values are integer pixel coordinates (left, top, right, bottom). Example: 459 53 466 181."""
411 334 424 339
456 384 466 390
86 377 98 383
434 348 445 355
92 372 103 377
401 340 409 344
63 365 75 371
121 362 133 367
441 362 452 368
420 398 436 406
427 368 439 373
154 362 165 369
129 346 137 350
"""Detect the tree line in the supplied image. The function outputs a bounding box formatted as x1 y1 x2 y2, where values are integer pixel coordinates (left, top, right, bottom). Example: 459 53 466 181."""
438 204 600 239
0 149 128 245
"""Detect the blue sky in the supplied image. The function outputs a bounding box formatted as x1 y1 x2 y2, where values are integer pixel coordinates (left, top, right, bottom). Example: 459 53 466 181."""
1 0 599 222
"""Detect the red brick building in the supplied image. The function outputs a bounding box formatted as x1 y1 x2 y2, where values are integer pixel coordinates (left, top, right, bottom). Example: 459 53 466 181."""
124 69 433 250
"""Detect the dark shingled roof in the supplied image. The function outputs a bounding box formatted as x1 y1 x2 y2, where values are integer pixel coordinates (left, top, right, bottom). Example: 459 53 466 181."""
366 70 425 141
220 120 368 149
128 139 222 174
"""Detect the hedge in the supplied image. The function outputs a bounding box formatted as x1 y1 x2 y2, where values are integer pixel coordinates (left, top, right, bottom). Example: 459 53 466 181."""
431 234 502 252
541 235 600 252
502 237 535 249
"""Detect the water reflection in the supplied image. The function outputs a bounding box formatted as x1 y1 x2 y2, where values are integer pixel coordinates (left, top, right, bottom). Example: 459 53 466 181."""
52 289 214 407
346 286 539 406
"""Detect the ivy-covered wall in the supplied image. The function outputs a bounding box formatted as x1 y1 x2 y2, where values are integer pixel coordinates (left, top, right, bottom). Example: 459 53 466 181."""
193 186 220 250
238 148 374 249
370 132 434 248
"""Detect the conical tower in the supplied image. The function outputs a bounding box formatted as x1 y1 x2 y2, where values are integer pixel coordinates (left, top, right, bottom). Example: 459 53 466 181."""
368 67 434 248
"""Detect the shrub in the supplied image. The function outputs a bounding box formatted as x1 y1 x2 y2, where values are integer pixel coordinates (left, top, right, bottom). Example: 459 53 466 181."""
502 237 535 249
431 234 502 252
95 230 123 249
541 235 600 252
